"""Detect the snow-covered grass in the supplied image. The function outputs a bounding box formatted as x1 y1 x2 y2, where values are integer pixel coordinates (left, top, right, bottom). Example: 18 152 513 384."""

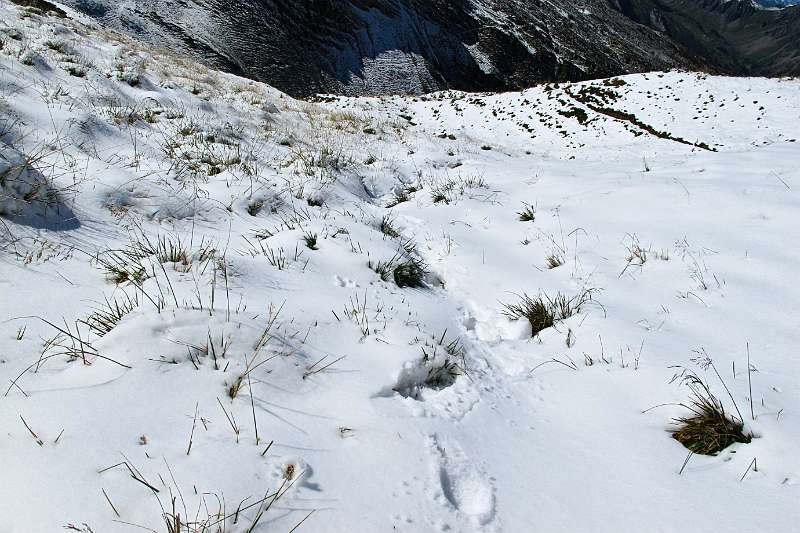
1 2 799 532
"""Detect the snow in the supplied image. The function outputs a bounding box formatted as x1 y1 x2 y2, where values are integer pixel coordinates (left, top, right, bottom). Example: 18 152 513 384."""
1 2 799 532
0 144 39 216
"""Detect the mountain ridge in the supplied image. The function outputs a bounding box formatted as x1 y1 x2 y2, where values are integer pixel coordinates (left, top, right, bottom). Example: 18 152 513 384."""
58 0 800 96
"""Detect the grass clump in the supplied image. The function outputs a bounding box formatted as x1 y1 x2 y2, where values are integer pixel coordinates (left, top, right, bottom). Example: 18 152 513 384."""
302 231 318 250
81 294 139 337
369 251 427 289
393 258 427 288
546 253 565 269
155 234 189 265
670 366 752 455
378 214 400 238
45 39 65 52
427 175 486 205
393 331 467 399
306 196 324 207
386 185 418 207
102 250 148 285
517 203 536 222
421 330 466 389
502 290 592 337
247 200 264 216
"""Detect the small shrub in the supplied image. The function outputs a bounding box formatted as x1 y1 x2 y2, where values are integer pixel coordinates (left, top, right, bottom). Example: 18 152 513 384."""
627 243 648 265
619 236 668 276
426 175 487 205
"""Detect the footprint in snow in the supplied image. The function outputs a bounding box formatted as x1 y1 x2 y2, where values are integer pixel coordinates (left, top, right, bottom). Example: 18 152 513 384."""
432 436 496 527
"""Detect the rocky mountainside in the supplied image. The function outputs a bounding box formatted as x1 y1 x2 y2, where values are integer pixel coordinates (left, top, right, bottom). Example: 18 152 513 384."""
612 0 800 77
58 0 703 96
58 0 800 96
756 0 799 7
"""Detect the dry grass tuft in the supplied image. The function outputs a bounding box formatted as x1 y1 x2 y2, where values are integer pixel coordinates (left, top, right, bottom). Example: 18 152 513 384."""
502 290 593 337
517 203 536 222
670 368 751 455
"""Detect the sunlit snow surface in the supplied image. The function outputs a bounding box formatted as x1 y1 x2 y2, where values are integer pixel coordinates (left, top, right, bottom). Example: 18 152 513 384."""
1 2 799 532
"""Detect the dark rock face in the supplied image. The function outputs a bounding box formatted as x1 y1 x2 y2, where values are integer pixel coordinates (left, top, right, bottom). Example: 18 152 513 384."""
755 0 799 7
59 0 698 95
61 0 799 97
611 0 800 78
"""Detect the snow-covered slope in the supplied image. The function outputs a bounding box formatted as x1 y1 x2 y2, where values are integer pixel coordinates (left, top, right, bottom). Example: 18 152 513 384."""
1 2 799 532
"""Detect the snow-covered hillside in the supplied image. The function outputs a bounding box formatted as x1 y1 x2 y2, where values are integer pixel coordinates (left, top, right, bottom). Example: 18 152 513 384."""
1 2 799 532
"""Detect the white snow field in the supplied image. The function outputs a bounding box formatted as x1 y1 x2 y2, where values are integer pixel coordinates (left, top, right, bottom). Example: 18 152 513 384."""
1 2 799 532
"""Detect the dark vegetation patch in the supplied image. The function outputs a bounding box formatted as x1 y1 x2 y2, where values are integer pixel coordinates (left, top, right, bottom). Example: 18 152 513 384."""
567 85 715 151
9 0 66 17
670 367 752 455
557 106 589 125
503 290 593 337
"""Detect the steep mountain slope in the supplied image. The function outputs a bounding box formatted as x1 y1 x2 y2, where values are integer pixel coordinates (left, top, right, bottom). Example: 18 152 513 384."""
612 0 800 77
58 0 704 96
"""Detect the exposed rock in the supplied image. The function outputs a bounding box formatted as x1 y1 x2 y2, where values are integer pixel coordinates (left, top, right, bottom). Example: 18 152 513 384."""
60 0 800 96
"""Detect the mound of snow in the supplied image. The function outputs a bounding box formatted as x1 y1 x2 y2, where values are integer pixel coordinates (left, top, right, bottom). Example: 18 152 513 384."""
0 143 51 217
